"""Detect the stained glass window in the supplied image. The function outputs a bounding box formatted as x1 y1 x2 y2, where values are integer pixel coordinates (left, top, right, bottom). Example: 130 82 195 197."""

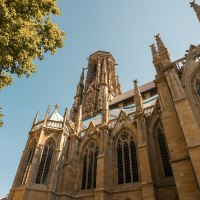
81 140 99 190
130 141 139 182
117 144 124 184
117 131 139 184
157 128 173 177
35 140 54 184
21 142 36 184
81 154 87 189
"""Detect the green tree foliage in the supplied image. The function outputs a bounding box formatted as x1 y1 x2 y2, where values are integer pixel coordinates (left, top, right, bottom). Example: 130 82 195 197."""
0 0 65 90
0 0 65 126
0 107 3 127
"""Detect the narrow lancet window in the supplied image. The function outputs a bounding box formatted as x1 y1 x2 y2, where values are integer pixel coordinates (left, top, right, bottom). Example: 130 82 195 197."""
116 131 139 184
81 140 99 190
81 154 87 189
130 141 139 182
156 126 173 177
35 140 54 184
21 142 36 184
117 143 124 184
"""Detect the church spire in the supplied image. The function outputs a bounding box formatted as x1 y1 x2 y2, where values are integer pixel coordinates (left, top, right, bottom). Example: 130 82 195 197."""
154 34 171 63
134 80 143 113
190 1 200 22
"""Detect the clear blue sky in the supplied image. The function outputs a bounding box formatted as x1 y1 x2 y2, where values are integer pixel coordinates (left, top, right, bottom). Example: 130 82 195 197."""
1 0 200 197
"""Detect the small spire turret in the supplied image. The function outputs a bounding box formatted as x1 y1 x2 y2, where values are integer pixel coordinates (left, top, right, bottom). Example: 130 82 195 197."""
150 44 163 75
75 105 82 134
63 107 68 125
190 1 200 22
134 80 143 113
76 68 85 96
154 34 171 63
43 105 51 126
32 111 39 127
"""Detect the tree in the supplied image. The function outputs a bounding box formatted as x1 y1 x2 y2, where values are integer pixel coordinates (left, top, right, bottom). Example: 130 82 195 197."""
0 0 65 89
0 0 65 125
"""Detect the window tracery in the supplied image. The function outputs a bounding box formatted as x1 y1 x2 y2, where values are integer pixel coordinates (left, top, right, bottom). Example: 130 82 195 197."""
116 131 139 184
81 140 99 190
35 140 54 185
156 124 173 178
21 141 36 184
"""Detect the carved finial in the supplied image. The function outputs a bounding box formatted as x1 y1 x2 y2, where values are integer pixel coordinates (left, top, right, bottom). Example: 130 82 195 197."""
80 68 85 83
150 43 163 75
32 111 39 126
190 0 200 22
75 105 82 134
43 105 51 126
154 34 171 63
150 44 157 56
63 107 68 123
133 80 143 113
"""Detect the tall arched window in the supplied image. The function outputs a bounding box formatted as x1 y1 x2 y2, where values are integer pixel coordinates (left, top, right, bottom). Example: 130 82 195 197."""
156 125 173 177
21 141 36 184
81 140 99 190
116 131 139 184
35 140 54 185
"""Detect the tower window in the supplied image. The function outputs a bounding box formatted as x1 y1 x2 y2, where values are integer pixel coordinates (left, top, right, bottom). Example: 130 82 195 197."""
21 141 36 184
157 127 173 177
81 140 99 190
116 131 139 184
35 140 54 185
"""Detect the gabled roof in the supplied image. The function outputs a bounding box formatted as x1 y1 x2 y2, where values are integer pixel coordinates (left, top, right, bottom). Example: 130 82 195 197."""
48 110 63 122
110 81 156 105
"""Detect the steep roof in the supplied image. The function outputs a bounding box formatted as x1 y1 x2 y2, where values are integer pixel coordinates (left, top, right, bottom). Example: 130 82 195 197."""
82 94 158 130
48 110 63 122
110 81 156 105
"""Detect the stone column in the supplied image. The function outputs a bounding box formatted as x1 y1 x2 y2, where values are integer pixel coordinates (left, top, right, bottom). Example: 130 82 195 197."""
155 75 200 200
134 80 156 200
95 125 110 200
165 67 200 188
59 134 78 198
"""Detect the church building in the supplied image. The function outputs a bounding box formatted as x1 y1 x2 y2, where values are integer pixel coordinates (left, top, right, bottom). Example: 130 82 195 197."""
8 2 200 200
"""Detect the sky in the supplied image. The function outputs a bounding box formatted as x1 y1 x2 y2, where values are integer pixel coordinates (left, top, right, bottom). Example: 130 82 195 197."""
1 0 200 197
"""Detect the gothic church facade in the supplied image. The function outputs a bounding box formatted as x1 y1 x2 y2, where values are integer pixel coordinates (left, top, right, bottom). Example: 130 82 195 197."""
8 2 200 200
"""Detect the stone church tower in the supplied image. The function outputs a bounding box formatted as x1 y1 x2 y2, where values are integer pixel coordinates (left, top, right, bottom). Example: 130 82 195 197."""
8 2 200 200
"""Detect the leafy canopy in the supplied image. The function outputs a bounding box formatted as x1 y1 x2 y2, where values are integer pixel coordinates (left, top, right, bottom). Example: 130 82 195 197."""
0 0 65 90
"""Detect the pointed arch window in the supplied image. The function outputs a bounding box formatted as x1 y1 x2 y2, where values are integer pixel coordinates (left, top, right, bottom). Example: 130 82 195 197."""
116 131 139 184
35 140 54 185
156 126 173 177
21 141 36 184
81 140 99 190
